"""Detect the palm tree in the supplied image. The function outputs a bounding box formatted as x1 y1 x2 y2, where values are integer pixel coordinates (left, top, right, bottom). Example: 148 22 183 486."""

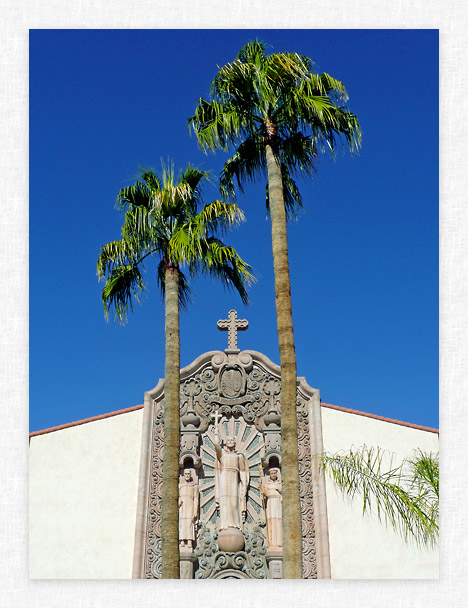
97 163 254 578
188 41 361 578
320 447 439 547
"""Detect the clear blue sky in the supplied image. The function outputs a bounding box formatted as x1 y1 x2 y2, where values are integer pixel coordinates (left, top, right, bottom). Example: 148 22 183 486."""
29 29 438 432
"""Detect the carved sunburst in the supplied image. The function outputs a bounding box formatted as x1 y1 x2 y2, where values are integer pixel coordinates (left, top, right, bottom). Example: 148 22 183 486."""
199 415 266 529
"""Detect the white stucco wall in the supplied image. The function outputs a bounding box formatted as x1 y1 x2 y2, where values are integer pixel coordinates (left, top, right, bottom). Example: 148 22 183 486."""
29 408 143 579
29 401 439 579
320 406 439 579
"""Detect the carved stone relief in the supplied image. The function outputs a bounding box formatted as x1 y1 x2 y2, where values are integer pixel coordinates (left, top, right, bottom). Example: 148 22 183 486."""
141 344 323 579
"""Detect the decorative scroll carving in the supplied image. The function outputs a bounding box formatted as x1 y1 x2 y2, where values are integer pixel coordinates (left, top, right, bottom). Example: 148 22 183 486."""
145 402 164 578
194 523 267 579
179 356 274 433
297 393 317 579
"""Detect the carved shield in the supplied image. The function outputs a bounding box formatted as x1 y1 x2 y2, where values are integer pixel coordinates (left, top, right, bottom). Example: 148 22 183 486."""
219 365 245 398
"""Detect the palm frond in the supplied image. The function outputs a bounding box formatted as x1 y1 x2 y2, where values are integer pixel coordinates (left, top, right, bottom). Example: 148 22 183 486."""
219 133 266 199
190 199 245 236
99 159 254 319
235 40 267 64
167 199 246 265
96 236 150 278
190 42 362 204
195 237 255 305
320 446 439 547
280 132 319 176
188 98 245 152
139 166 162 192
116 179 153 211
101 264 146 324
175 164 211 218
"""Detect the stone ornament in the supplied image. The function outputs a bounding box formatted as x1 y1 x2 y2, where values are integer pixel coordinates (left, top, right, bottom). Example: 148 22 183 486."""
217 309 248 351
194 523 267 579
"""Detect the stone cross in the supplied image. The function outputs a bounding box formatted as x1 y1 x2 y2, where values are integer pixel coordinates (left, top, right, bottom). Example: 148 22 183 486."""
217 309 248 351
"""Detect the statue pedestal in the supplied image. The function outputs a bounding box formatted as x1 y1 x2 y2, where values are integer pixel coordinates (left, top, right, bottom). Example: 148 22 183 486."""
179 550 196 579
266 550 283 579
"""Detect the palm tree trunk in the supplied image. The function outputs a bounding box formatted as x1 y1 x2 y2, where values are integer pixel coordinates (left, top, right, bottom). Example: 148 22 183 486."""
265 141 303 578
161 264 180 578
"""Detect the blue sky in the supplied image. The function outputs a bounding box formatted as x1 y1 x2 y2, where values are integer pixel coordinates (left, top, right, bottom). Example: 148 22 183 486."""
29 29 438 432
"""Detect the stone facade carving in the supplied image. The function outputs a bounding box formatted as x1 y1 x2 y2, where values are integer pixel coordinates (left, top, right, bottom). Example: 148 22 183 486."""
145 399 164 579
194 523 267 579
139 311 327 579
297 391 317 579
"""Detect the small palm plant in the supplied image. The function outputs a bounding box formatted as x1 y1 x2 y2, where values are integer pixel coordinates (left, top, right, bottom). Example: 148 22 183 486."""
320 447 439 547
97 162 254 578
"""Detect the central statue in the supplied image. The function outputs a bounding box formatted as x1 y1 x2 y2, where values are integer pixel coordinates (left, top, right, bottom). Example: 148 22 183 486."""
213 418 249 533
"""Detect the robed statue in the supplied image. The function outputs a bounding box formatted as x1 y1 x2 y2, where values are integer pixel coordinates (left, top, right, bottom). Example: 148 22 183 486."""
178 468 199 548
260 468 282 549
213 416 249 531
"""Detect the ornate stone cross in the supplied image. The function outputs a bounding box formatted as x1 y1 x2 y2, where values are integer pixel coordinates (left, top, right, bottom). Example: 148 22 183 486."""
217 309 248 351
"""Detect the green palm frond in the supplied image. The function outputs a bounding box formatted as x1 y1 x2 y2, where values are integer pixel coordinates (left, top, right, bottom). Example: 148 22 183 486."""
97 239 130 278
101 264 146 324
189 40 362 211
320 446 439 547
219 133 266 200
235 40 268 64
98 160 253 322
196 237 255 305
408 450 439 497
189 98 249 152
167 200 246 264
139 166 162 192
280 132 318 176
178 165 211 215
97 235 153 278
116 179 153 211
187 199 246 238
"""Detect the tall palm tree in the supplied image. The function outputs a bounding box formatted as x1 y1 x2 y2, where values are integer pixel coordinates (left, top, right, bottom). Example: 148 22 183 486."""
320 447 439 547
189 41 361 578
97 163 254 578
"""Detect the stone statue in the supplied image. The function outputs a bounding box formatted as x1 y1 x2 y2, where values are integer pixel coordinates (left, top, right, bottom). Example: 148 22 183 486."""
178 468 199 549
260 468 282 550
213 423 249 532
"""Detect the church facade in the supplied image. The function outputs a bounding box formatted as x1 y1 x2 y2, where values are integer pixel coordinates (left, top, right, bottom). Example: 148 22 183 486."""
29 312 439 579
